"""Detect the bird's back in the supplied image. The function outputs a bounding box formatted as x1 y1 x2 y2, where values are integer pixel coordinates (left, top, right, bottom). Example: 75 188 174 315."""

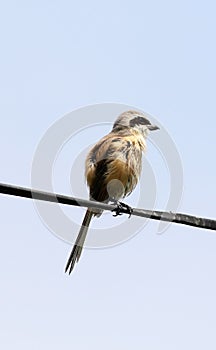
85 130 146 203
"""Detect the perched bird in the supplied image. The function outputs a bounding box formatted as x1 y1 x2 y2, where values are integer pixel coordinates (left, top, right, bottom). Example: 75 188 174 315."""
65 110 159 274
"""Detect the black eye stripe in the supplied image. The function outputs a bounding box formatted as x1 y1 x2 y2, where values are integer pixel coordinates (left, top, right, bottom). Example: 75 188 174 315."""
129 116 151 127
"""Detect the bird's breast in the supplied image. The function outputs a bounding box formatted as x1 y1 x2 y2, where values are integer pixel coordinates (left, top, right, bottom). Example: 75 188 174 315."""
85 132 145 201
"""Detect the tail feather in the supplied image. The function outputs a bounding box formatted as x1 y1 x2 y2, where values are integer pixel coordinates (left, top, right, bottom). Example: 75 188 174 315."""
65 209 93 274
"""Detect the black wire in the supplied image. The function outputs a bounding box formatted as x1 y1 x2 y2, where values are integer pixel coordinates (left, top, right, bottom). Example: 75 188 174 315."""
0 182 215 231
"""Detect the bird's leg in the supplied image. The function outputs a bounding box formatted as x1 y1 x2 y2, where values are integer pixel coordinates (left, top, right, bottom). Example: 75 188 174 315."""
111 200 133 218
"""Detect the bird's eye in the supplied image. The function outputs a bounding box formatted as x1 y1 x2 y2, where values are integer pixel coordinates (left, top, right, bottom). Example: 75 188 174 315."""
129 116 150 127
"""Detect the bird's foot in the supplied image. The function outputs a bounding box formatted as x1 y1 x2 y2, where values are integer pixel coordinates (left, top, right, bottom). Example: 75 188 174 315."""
111 200 133 218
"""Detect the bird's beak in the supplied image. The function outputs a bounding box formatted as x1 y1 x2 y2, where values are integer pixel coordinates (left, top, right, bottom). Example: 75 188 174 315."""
148 124 160 131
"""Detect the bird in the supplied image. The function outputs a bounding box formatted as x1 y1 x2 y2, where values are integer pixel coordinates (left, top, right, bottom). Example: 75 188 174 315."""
65 110 159 274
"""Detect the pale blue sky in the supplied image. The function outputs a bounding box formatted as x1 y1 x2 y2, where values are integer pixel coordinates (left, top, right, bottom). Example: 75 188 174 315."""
0 1 216 349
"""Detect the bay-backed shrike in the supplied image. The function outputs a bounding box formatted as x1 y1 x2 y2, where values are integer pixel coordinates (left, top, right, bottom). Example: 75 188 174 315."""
65 110 159 274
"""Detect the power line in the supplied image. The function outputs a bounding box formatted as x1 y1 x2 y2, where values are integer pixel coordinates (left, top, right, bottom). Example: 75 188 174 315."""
0 182 215 231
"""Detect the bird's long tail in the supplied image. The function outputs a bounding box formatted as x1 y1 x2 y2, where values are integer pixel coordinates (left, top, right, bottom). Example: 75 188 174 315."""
65 209 93 274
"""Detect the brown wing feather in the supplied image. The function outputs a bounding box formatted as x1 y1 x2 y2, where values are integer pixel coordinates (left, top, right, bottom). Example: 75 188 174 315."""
85 131 144 202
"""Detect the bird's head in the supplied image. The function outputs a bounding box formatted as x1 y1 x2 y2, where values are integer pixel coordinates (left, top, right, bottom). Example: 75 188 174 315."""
112 110 159 138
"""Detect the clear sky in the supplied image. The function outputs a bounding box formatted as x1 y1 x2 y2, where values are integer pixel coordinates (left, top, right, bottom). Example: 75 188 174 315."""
0 1 216 349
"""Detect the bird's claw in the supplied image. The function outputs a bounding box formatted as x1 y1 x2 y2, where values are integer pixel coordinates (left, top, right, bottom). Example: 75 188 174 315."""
111 201 133 218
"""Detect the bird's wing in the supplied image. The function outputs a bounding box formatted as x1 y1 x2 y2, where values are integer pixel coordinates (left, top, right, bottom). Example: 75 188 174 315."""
85 133 141 201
